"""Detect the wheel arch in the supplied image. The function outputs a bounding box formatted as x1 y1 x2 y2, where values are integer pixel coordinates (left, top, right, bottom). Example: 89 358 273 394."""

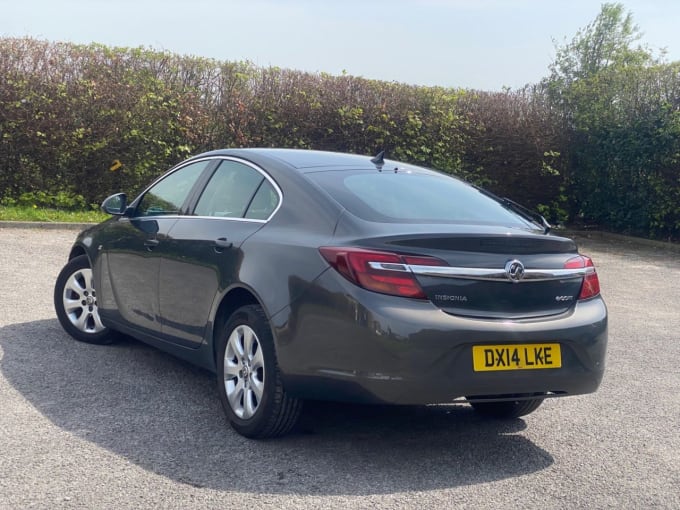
211 286 262 364
68 244 88 261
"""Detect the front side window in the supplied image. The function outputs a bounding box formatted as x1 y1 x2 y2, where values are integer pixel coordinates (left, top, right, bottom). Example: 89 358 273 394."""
194 160 268 218
136 160 210 216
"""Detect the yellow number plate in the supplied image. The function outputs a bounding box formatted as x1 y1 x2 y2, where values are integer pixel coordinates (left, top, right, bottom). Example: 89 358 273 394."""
472 343 562 372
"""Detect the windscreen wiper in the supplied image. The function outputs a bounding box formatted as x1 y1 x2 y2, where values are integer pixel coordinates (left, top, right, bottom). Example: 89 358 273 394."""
473 185 551 234
499 197 551 234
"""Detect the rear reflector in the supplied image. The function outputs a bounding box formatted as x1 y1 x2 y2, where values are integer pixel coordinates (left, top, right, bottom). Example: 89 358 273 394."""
319 247 447 299
564 255 600 300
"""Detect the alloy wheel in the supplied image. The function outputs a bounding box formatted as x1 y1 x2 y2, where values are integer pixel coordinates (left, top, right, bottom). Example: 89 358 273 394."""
223 324 265 419
62 267 106 334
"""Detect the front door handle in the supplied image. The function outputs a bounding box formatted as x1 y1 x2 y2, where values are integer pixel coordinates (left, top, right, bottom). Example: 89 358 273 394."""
214 237 233 252
144 238 159 251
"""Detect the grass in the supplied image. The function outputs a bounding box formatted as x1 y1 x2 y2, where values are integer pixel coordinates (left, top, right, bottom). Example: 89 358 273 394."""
0 205 108 223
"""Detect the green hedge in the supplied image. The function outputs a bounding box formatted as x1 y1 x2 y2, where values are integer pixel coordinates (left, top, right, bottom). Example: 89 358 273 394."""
0 37 678 240
557 64 680 239
0 38 564 211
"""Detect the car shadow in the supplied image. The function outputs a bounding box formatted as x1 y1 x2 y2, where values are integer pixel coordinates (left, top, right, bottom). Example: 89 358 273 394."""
0 319 554 495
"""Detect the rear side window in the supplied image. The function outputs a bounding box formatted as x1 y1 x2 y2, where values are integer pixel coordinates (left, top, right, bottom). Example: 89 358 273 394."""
194 160 264 218
308 170 531 226
245 180 280 220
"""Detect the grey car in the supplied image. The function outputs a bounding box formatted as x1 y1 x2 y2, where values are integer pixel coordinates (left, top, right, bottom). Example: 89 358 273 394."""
54 149 607 438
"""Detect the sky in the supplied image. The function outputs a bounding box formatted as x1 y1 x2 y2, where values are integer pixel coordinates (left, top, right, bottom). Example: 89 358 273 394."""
3 0 680 91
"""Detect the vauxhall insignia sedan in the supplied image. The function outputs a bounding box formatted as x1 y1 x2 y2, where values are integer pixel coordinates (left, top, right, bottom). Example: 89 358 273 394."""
54 148 607 438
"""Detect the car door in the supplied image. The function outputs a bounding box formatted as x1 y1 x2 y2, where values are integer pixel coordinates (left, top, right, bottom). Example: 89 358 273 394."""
157 158 282 347
101 159 213 335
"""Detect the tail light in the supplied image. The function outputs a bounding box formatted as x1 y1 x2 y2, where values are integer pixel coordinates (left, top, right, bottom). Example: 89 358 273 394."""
564 255 600 300
319 247 447 299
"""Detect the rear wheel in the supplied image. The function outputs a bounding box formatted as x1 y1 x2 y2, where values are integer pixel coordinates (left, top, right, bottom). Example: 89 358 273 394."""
469 397 544 419
216 304 302 438
54 254 116 344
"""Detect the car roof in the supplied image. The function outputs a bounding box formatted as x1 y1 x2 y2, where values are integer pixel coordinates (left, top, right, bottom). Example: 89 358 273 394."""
190 148 414 174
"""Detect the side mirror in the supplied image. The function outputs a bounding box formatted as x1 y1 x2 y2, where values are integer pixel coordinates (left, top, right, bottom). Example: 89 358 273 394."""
101 193 128 216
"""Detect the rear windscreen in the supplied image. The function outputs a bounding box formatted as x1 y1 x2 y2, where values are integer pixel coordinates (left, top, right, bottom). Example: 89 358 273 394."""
307 169 534 226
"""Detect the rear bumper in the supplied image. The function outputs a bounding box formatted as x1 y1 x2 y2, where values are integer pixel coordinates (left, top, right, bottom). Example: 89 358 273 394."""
273 271 607 405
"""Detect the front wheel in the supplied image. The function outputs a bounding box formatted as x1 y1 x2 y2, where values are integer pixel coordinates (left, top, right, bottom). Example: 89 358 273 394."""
216 305 302 439
469 397 544 419
54 254 116 344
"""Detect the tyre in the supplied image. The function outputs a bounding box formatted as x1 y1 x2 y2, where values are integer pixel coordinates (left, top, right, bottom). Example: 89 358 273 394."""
54 254 116 345
217 304 302 439
469 397 544 419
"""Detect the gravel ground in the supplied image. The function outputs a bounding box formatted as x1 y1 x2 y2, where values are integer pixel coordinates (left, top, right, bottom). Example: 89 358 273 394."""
0 227 678 509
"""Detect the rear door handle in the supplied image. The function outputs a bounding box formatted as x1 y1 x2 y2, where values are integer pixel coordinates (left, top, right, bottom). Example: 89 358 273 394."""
214 237 233 252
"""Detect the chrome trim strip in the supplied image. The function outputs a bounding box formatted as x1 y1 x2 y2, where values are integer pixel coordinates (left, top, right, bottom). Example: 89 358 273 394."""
130 155 283 223
182 215 267 224
367 262 593 282
122 214 264 224
368 262 409 272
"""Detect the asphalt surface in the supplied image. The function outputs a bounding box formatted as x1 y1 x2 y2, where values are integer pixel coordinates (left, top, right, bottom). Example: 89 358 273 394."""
0 227 678 509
